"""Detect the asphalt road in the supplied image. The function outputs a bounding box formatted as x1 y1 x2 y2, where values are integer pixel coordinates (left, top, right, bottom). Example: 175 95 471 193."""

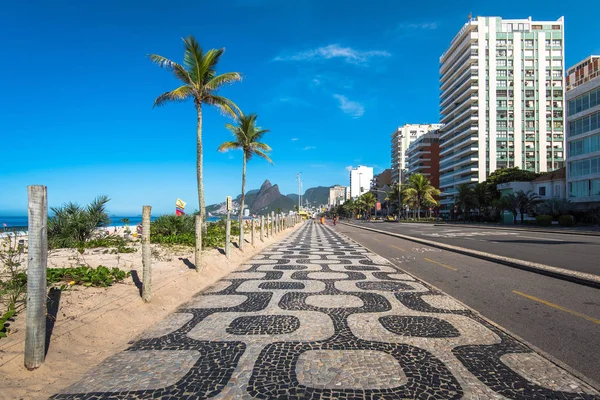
346 221 600 276
335 222 600 385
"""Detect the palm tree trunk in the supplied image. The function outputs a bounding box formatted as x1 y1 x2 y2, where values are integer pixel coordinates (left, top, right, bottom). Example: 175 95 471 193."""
196 102 206 237
239 152 246 251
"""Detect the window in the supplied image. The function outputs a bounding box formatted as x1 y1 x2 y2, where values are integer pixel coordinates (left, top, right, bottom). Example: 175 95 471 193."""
552 70 562 77
525 39 534 47
497 80 507 87
497 50 506 57
497 100 507 107
532 25 542 30
524 49 534 57
552 25 561 30
508 59 513 67
539 186 546 196
525 70 535 77
552 39 562 46
554 121 563 128
497 90 507 97
554 60 563 67
496 39 506 46
497 120 508 128
525 90 535 98
553 110 563 118
525 110 534 118
526 121 535 129
568 87 600 114
497 69 507 77
498 59 507 67
552 49 562 57
524 60 534 67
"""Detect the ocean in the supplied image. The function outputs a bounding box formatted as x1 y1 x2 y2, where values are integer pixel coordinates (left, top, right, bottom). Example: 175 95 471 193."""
0 215 221 229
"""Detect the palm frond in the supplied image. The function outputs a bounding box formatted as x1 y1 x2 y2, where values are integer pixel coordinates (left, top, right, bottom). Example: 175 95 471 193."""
200 48 225 83
148 54 192 85
182 36 204 84
205 94 242 119
205 72 242 91
218 141 242 152
253 149 273 164
153 85 194 107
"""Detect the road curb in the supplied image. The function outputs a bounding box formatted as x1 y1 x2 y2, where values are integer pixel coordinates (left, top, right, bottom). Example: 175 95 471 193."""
432 224 600 237
341 222 600 289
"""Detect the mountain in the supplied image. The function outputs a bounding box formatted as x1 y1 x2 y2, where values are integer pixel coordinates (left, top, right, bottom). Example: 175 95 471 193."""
286 186 331 207
206 180 296 216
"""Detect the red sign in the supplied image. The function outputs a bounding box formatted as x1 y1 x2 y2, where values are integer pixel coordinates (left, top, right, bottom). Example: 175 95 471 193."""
376 202 381 211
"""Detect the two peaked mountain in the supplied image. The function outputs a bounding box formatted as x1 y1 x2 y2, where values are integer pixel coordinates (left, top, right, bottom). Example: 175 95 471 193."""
206 180 297 216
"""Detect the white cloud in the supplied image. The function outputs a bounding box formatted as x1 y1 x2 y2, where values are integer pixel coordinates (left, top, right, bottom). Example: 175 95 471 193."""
291 138 299 141
345 166 353 172
396 22 438 30
333 94 364 118
274 44 390 65
303 146 316 151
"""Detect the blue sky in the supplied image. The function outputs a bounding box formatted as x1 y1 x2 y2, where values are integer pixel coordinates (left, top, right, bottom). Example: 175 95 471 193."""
1 0 599 215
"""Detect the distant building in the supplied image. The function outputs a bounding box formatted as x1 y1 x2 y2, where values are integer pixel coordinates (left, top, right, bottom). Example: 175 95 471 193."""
533 167 566 200
439 16 565 213
391 124 442 183
406 130 441 189
328 185 348 206
372 169 393 189
349 166 374 198
566 55 600 207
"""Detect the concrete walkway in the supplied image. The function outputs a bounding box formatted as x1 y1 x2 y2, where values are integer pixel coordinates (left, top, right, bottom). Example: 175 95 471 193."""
52 223 599 399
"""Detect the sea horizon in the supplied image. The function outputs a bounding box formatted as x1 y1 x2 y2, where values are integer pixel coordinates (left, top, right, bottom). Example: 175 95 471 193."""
0 215 222 228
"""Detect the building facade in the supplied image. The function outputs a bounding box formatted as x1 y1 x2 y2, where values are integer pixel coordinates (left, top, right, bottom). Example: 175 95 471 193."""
566 56 600 206
349 165 374 198
391 124 442 183
406 130 441 189
328 185 349 206
373 169 393 189
439 16 565 211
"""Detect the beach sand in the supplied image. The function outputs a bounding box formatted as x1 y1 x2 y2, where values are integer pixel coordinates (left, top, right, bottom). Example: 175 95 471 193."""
0 224 299 399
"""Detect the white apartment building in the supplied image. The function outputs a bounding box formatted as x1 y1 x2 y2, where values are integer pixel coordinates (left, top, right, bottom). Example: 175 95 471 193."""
439 16 565 211
391 124 442 183
328 185 349 206
566 56 600 206
349 166 373 198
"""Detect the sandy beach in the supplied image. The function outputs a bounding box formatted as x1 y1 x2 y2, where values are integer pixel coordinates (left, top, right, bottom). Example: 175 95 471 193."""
0 224 300 399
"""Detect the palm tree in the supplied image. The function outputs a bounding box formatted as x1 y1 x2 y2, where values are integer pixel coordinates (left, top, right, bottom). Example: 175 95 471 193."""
149 36 242 239
404 174 440 220
495 193 519 224
218 114 273 250
515 190 542 224
455 183 476 222
360 193 377 219
473 182 494 218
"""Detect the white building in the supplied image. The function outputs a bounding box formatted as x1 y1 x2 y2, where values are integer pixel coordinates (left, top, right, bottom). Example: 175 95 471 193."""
349 166 373 198
391 124 442 183
566 56 600 206
439 16 565 212
328 185 349 206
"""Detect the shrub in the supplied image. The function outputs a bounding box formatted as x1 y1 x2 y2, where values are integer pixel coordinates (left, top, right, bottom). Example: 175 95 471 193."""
535 215 553 226
150 216 240 249
557 215 575 227
48 195 111 248
47 265 129 287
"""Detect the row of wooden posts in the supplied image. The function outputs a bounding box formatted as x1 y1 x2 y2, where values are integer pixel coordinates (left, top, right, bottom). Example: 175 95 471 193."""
23 186 303 370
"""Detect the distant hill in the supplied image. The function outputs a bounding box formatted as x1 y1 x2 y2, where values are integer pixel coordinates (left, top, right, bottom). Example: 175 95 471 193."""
286 186 331 207
207 180 296 216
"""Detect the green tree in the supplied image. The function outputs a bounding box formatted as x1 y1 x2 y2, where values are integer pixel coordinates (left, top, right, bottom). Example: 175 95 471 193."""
403 174 440 220
515 190 543 224
360 193 377 219
495 193 519 224
473 182 494 217
218 114 272 250
487 167 540 186
48 196 111 248
149 36 242 238
536 198 574 218
455 183 476 221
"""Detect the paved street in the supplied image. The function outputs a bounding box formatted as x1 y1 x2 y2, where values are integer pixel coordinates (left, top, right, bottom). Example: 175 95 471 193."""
336 222 600 384
347 221 600 276
53 222 599 399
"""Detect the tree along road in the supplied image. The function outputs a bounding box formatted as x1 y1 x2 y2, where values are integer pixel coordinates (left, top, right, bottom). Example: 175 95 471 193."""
346 221 600 276
335 222 600 385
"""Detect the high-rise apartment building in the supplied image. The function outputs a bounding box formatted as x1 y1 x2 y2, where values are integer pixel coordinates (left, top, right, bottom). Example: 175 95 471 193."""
566 55 600 206
328 185 349 206
349 166 374 198
407 130 441 189
439 16 565 210
391 124 442 183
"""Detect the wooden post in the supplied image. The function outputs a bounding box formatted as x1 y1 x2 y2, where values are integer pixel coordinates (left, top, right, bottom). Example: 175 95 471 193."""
141 205 152 302
195 215 202 272
251 218 255 246
260 216 264 242
25 185 47 370
239 215 244 252
225 211 231 259
270 212 274 237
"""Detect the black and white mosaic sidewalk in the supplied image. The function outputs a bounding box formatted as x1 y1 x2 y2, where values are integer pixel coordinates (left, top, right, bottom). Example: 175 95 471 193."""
53 223 600 399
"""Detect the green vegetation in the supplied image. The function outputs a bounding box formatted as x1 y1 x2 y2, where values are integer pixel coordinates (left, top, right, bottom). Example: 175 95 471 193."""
536 215 553 226
403 174 440 219
150 214 240 248
0 234 27 337
558 215 575 227
46 266 130 288
149 36 242 231
48 195 111 249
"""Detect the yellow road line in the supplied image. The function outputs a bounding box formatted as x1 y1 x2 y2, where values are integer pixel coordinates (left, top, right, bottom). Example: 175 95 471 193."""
423 257 457 271
513 290 600 325
372 237 381 242
390 245 405 252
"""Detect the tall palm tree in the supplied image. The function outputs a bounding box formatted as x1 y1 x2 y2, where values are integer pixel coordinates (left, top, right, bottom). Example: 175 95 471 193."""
404 174 440 220
149 36 242 240
515 190 542 224
360 193 377 219
473 182 493 218
455 183 476 222
218 114 273 250
495 193 519 224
